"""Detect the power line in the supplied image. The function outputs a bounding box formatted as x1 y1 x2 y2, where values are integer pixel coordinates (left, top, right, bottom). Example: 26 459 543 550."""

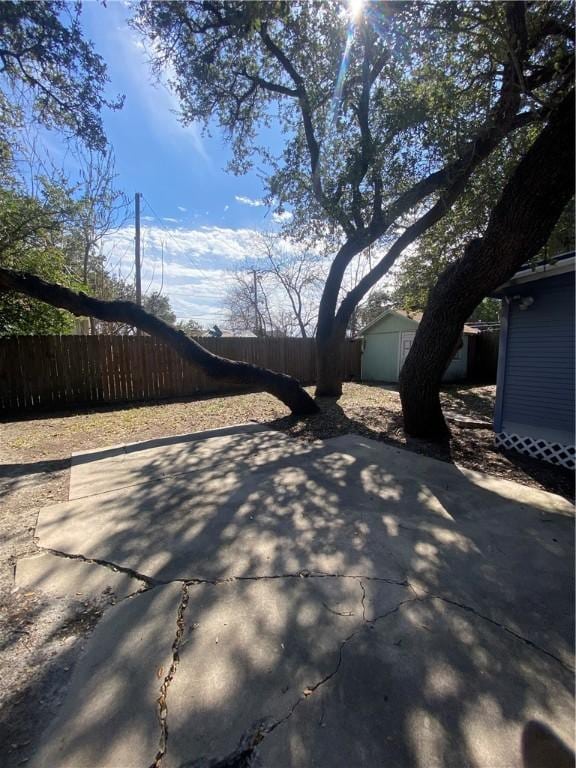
140 194 214 282
106 242 132 276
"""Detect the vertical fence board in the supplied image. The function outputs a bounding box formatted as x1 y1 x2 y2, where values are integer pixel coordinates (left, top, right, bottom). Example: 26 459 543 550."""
104 335 115 402
14 337 26 408
46 336 59 406
7 337 19 409
86 336 99 403
95 336 107 402
113 336 124 402
119 335 130 402
0 337 8 409
150 337 160 399
65 336 78 403
20 336 33 407
121 336 131 401
106 334 116 402
76 334 89 404
2 337 16 408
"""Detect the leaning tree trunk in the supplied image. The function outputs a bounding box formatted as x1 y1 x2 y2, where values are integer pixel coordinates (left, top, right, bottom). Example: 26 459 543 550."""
400 89 575 439
0 268 319 417
314 246 359 398
315 322 348 398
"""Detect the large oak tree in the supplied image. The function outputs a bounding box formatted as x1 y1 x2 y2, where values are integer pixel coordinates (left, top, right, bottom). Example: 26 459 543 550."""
400 87 574 437
134 0 573 398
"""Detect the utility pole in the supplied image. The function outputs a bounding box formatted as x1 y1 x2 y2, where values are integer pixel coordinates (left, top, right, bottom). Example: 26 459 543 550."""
252 268 259 336
134 192 142 336
135 192 142 306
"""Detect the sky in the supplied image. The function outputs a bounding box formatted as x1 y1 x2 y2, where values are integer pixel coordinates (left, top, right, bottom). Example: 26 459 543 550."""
75 1 291 327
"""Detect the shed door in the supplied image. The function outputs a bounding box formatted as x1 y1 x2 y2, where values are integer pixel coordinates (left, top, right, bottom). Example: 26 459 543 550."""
398 331 416 375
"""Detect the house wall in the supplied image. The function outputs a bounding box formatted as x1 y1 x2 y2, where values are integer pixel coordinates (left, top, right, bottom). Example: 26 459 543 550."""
444 335 469 382
494 271 575 467
361 313 468 383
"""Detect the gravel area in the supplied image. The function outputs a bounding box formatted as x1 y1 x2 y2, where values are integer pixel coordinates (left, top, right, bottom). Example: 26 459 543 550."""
0 382 573 765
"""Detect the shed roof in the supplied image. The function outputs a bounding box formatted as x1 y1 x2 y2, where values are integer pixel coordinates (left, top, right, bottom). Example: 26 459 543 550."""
357 308 479 337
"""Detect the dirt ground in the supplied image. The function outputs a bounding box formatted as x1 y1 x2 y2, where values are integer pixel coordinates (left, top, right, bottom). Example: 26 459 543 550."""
0 383 573 765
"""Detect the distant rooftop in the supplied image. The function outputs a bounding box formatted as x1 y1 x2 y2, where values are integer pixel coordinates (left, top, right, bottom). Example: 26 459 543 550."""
202 327 257 338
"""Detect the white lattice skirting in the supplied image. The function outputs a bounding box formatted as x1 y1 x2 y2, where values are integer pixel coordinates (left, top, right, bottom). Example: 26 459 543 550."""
495 432 575 470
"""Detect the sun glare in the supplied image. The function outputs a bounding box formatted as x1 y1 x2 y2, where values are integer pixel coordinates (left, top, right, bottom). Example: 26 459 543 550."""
349 0 364 22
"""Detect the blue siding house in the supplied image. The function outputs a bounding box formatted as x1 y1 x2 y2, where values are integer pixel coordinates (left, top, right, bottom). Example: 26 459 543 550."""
493 253 575 470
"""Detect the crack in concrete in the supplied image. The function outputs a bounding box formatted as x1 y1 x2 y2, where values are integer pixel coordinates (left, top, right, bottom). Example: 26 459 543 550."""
178 719 269 767
430 595 574 672
368 597 422 625
321 601 355 617
31 548 411 593
31 548 572 671
254 596 423 750
171 593 420 768
150 583 191 768
41 547 160 590
359 580 367 622
179 588 573 767
184 572 410 587
32 551 570 670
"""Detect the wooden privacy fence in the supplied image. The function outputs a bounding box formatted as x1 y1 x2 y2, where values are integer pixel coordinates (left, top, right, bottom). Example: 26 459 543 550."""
468 330 500 383
0 335 361 412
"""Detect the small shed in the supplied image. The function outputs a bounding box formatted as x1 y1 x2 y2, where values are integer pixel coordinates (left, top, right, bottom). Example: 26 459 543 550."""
358 309 478 383
493 252 575 470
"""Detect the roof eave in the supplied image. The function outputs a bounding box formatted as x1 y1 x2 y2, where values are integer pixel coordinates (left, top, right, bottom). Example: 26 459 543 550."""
493 252 575 296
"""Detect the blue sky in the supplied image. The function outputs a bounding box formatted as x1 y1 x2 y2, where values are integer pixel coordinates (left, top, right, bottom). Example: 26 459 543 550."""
76 1 290 326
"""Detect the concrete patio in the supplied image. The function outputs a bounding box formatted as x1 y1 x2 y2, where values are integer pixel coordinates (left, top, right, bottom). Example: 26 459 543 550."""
17 424 575 768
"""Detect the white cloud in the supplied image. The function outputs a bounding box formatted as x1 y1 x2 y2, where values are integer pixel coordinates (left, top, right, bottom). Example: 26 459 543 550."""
177 206 187 212
235 195 264 207
272 211 293 223
163 217 179 223
101 224 268 325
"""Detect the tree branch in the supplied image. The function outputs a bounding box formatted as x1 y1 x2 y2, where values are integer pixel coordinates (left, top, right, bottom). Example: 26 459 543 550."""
259 23 320 180
236 69 299 98
0 268 319 416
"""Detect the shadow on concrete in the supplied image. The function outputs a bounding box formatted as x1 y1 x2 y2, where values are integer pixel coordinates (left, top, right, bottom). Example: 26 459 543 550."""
272 399 574 501
16 423 575 767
